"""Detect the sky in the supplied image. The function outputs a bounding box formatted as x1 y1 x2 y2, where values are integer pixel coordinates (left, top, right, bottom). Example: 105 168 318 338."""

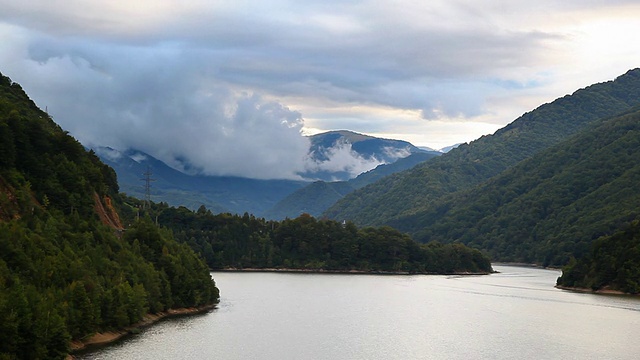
1 1 640 180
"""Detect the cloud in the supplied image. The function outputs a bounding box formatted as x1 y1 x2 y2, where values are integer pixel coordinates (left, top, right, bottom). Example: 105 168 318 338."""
1 0 640 173
304 140 383 180
0 25 310 179
382 146 412 161
129 152 148 164
94 147 122 162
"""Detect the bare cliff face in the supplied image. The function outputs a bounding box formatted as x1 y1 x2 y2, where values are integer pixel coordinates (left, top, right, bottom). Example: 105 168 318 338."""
93 193 123 230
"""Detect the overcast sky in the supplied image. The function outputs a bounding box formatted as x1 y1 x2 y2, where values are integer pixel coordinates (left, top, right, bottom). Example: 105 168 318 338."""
1 1 639 179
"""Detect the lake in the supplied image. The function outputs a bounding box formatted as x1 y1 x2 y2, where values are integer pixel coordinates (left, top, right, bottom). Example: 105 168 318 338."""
77 266 640 359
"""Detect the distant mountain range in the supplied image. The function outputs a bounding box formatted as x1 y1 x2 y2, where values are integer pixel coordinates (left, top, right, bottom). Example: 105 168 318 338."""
95 130 439 217
96 147 306 216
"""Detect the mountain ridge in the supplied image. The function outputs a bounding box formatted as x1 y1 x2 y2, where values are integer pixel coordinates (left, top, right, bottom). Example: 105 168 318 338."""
323 68 640 227
393 106 640 265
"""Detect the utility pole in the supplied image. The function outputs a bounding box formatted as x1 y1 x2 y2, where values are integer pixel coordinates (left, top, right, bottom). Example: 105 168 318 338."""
141 166 155 210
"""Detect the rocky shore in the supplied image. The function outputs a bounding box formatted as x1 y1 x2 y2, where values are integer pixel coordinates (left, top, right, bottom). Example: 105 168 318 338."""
68 303 217 358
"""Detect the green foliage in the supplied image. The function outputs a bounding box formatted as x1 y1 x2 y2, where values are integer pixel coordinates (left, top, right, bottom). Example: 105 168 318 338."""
137 201 493 274
324 69 640 228
0 72 218 359
0 212 219 359
557 220 640 294
392 107 640 266
0 79 119 220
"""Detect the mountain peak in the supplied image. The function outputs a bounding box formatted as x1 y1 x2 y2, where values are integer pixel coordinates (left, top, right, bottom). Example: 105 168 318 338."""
312 130 378 143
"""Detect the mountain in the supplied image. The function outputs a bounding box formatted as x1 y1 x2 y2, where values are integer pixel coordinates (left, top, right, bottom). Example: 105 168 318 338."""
0 72 218 359
96 147 308 216
348 151 441 188
323 69 640 227
96 130 433 218
309 130 425 162
264 151 440 219
264 181 355 220
394 106 640 266
303 130 430 181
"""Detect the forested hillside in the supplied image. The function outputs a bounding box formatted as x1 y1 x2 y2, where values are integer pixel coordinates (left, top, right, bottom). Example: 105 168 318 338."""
557 220 640 294
0 72 219 359
264 181 355 220
135 200 492 275
393 107 640 266
324 69 640 227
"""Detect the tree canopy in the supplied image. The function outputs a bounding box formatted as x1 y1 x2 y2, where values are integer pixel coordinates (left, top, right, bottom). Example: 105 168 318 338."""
135 201 493 275
393 107 640 266
557 220 640 294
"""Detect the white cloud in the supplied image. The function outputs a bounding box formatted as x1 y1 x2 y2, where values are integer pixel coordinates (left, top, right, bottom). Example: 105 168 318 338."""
305 140 383 180
382 146 412 161
94 147 122 162
130 152 148 164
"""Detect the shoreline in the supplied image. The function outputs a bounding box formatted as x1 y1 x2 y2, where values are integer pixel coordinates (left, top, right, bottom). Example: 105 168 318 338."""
554 284 639 296
213 267 493 276
492 262 563 270
67 303 217 358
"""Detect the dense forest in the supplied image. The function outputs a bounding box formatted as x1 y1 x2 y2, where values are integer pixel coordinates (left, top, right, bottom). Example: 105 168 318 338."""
0 72 219 360
121 200 492 275
324 69 640 227
392 107 640 266
557 220 640 294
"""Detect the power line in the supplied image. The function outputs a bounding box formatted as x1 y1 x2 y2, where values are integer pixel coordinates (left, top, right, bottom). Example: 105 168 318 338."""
141 166 155 210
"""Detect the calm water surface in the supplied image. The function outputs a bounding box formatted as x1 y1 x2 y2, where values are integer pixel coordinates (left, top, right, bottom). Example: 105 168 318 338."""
78 266 640 359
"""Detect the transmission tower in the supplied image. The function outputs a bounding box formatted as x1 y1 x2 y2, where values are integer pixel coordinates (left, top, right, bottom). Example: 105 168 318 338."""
141 166 155 210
